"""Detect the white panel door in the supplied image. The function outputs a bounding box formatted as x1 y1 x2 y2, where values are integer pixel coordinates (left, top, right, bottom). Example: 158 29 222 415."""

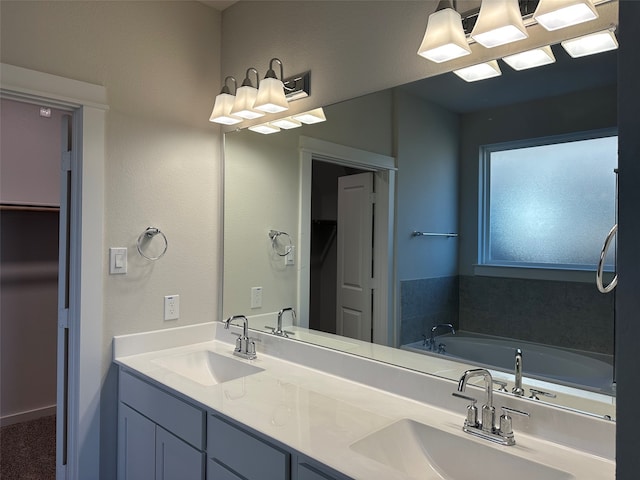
336 172 374 342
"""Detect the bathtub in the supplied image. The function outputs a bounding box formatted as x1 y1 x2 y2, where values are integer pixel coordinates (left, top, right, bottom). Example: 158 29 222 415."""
402 332 614 395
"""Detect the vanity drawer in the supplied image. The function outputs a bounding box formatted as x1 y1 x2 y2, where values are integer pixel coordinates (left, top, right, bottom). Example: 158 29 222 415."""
119 370 205 449
207 414 289 480
206 458 242 480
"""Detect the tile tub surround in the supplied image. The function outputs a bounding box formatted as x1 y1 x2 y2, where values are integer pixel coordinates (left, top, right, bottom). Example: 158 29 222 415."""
400 276 459 346
114 322 615 478
459 275 614 354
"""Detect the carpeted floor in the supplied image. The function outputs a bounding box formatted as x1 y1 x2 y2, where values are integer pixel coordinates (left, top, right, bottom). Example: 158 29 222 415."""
0 415 56 480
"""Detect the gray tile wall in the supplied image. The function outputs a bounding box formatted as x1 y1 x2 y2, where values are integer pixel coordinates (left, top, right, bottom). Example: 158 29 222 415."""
400 276 459 346
400 275 614 355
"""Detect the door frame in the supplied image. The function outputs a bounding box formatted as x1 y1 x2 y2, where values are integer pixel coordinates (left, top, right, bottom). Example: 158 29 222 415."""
297 136 395 346
1 63 107 480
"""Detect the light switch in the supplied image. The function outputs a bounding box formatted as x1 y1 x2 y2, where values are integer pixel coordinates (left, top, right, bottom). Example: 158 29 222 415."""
109 247 127 274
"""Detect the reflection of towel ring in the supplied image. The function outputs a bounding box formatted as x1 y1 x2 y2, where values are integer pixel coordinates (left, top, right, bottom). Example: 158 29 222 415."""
137 227 168 261
269 230 292 257
596 224 617 293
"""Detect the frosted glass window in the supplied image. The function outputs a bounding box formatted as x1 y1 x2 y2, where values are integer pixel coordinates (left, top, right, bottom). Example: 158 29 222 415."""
485 135 617 268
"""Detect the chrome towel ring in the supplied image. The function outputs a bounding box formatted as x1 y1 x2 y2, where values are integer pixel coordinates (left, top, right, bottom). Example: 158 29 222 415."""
596 223 617 294
137 227 168 261
269 230 292 257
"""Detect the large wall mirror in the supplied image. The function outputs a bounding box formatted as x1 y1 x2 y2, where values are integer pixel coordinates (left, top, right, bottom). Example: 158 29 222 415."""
223 9 618 420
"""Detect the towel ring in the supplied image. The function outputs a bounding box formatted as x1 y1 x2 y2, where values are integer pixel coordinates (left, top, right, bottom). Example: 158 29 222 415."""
269 230 292 257
137 227 168 261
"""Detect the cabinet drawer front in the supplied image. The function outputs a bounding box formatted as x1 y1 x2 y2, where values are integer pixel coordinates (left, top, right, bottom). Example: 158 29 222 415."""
120 370 204 449
206 459 243 480
207 415 289 480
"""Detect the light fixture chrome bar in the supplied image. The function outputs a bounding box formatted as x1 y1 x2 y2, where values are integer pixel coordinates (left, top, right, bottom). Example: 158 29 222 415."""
283 71 310 101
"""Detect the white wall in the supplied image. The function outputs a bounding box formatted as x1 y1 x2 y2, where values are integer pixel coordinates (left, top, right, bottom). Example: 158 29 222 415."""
0 1 222 477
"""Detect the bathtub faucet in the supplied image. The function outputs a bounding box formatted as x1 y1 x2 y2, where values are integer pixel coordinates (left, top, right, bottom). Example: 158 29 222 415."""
428 323 455 351
512 348 525 396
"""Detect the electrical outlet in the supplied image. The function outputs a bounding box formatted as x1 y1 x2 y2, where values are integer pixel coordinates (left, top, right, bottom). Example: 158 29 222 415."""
250 286 262 309
164 295 179 320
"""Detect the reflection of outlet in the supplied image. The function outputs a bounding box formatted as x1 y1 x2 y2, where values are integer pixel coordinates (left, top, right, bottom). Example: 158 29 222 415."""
285 246 295 266
250 287 262 309
164 295 179 320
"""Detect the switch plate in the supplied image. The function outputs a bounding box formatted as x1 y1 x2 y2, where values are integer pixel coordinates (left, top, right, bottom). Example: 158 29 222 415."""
109 247 127 274
164 295 179 320
285 246 295 266
250 287 262 309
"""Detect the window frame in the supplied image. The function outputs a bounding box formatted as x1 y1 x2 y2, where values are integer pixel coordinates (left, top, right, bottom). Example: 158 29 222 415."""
478 128 618 277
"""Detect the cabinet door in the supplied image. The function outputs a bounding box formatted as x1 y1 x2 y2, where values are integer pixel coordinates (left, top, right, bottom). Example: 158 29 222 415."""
118 403 156 480
206 458 243 480
156 426 204 480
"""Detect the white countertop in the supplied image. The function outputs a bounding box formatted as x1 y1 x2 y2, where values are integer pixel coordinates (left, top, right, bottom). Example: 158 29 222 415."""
114 323 615 480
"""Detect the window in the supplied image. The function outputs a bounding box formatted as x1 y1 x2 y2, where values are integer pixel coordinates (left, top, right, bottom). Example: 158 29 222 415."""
481 133 617 270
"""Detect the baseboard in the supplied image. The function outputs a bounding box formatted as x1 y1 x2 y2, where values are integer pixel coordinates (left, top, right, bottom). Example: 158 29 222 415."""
0 405 56 427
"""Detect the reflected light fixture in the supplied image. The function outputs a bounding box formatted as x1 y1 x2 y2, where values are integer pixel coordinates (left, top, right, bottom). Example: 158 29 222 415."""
230 68 265 120
270 117 302 129
248 123 280 134
471 0 528 48
417 1 471 63
254 58 289 114
534 0 598 31
292 108 326 125
209 76 242 125
561 29 618 58
453 60 502 82
502 45 556 71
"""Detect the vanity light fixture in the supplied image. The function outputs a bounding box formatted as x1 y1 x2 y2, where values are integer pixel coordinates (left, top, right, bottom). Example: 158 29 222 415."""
209 76 242 125
230 68 265 120
292 108 326 125
534 0 598 31
561 28 618 58
453 60 502 82
270 117 302 129
502 45 556 71
470 0 528 48
248 123 281 135
417 1 471 63
254 58 289 114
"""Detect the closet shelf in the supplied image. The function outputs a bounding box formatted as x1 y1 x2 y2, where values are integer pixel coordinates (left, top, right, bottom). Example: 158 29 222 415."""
1 203 60 212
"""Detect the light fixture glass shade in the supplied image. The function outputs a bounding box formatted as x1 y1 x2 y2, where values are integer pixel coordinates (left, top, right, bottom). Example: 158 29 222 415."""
230 85 264 120
209 92 242 125
561 30 618 58
502 45 556 71
417 8 472 63
292 108 326 124
471 0 528 48
270 117 302 129
453 60 502 82
248 123 281 134
254 77 289 113
533 0 598 31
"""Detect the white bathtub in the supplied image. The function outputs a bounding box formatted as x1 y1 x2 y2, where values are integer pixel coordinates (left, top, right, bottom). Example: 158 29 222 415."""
402 332 614 395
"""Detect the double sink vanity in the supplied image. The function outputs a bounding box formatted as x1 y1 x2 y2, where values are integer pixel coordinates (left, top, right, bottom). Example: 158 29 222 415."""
114 321 615 480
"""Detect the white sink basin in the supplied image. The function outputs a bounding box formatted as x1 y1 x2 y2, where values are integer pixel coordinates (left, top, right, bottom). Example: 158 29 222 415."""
350 419 574 480
152 350 264 386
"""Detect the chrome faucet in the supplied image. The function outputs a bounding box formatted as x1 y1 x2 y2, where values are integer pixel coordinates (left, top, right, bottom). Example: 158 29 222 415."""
453 368 529 446
427 323 455 351
266 307 295 337
223 315 257 360
512 348 525 396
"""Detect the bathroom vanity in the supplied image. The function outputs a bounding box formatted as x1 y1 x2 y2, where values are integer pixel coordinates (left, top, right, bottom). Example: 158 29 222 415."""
114 322 615 480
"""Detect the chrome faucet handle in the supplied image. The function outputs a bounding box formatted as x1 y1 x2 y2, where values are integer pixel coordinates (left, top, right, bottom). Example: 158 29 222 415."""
529 388 557 400
492 379 508 392
452 392 479 428
499 406 529 442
